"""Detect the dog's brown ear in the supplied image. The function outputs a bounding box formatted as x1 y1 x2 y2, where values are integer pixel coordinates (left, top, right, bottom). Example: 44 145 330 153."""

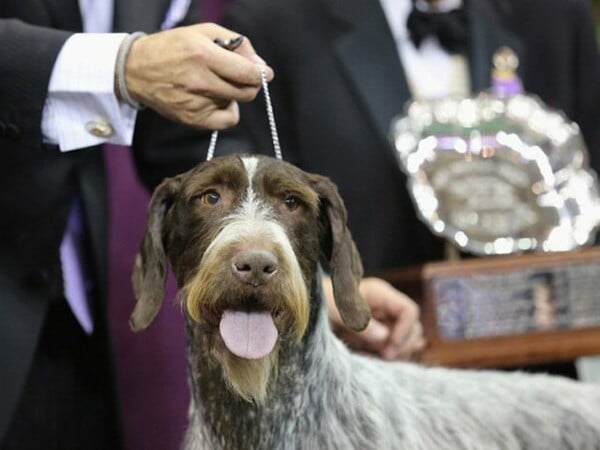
130 176 181 332
310 174 370 331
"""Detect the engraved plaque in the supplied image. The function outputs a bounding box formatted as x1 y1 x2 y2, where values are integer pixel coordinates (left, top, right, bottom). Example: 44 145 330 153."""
379 248 600 368
432 261 600 341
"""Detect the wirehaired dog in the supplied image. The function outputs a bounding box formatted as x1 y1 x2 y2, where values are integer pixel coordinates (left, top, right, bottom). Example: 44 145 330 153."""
131 154 600 450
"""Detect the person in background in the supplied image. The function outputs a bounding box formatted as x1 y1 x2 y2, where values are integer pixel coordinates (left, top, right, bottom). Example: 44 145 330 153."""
214 0 600 367
0 1 273 448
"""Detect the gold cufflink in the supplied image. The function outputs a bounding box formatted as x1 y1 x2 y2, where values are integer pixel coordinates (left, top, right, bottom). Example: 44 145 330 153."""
85 119 114 137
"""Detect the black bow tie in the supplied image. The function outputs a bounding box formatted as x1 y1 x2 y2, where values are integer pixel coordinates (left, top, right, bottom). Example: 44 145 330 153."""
406 4 470 54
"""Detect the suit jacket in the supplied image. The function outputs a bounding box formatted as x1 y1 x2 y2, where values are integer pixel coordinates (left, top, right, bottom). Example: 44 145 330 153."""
219 0 600 273
0 0 203 439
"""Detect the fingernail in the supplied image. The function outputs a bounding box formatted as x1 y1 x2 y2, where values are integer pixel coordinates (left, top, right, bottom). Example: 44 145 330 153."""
252 54 266 65
363 322 389 343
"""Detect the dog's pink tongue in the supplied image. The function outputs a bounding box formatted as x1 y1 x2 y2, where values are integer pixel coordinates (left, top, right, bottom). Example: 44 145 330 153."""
219 310 278 359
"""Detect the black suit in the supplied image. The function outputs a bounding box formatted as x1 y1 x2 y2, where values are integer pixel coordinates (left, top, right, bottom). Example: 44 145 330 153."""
218 0 600 273
0 1 203 447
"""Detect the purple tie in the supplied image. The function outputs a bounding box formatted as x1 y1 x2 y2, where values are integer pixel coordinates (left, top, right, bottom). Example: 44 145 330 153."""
60 200 94 334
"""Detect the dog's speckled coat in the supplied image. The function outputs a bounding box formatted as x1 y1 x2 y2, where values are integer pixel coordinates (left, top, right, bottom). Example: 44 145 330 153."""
131 155 600 450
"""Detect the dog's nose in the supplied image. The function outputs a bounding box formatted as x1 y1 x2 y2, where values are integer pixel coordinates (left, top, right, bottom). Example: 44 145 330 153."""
232 249 279 286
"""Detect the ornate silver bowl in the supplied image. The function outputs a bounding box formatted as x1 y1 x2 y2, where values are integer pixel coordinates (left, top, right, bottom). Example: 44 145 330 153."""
391 93 600 255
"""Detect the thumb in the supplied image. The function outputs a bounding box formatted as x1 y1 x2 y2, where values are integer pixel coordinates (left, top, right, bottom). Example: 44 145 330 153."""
359 319 390 346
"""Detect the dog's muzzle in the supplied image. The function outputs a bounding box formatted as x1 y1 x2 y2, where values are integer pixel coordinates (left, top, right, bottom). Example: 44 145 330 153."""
184 219 310 361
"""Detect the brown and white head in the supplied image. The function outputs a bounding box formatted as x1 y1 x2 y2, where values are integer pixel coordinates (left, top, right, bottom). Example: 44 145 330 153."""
129 154 370 403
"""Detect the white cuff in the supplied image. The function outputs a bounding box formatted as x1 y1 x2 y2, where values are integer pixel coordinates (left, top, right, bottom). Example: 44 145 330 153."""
41 33 139 152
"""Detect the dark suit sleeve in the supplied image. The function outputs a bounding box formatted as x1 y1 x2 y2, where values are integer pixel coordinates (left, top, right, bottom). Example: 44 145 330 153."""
0 19 71 147
130 111 207 189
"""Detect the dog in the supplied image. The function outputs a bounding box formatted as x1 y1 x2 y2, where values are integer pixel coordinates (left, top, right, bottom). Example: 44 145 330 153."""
131 154 600 450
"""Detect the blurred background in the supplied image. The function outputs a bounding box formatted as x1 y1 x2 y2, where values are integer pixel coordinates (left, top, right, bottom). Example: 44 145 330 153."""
106 2 600 450
595 0 600 36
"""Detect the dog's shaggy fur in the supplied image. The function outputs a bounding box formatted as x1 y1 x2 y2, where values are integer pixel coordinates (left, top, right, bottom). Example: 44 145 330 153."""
131 154 600 450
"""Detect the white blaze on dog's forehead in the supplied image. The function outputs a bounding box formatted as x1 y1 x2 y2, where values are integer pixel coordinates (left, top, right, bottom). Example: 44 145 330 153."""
238 156 270 223
242 156 259 187
239 156 264 220
200 158 300 273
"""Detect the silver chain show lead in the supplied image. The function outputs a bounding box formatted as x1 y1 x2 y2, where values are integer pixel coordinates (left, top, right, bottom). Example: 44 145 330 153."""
206 65 282 161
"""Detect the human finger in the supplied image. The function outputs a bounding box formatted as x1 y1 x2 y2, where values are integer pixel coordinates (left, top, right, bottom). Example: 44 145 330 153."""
232 37 275 81
384 320 425 360
186 65 261 103
386 297 420 348
354 319 390 351
208 46 273 88
196 100 240 130
204 24 273 86
206 23 274 80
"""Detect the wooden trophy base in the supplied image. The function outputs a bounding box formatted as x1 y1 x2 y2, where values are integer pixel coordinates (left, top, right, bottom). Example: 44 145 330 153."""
378 247 600 369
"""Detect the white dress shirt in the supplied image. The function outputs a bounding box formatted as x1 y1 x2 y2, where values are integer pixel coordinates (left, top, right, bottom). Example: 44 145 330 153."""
41 0 191 151
378 0 470 100
41 0 137 151
48 0 189 334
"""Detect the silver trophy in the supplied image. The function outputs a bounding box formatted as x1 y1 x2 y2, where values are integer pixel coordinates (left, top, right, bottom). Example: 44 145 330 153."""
388 48 600 352
391 52 600 256
390 93 600 343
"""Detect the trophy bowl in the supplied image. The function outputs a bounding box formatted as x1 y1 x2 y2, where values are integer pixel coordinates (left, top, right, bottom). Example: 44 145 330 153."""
387 88 600 368
391 93 600 255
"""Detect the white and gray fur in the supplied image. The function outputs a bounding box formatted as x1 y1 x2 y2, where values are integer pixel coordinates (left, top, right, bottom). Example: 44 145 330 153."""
183 286 600 450
131 155 600 450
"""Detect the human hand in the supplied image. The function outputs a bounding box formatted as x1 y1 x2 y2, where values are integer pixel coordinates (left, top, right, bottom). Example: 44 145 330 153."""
325 276 426 360
124 23 274 129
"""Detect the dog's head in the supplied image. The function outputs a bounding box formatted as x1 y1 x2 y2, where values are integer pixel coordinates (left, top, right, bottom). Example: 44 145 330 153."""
130 154 370 401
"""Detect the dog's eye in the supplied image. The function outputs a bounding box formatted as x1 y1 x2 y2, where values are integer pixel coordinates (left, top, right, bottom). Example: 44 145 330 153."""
284 195 300 211
199 191 221 206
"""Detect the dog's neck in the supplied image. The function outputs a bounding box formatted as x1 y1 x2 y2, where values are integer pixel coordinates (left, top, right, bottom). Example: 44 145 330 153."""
183 279 372 450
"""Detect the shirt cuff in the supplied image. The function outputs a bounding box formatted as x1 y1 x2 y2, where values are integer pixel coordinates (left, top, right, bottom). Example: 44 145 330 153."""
41 33 139 152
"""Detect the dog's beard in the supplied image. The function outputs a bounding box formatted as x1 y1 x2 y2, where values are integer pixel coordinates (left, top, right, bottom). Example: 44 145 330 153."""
212 344 279 404
181 241 310 403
